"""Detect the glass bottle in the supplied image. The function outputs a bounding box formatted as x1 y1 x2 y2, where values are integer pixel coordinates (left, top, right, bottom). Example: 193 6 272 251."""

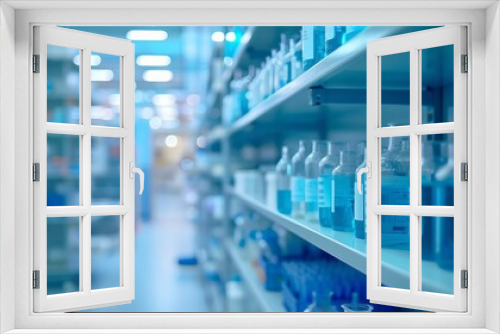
332 149 358 231
318 142 339 228
276 146 292 215
268 50 278 96
280 37 293 87
435 143 454 270
325 26 346 56
302 26 325 71
354 148 367 239
304 291 336 312
341 293 374 312
291 141 307 219
274 34 288 91
259 59 270 100
291 38 303 80
305 141 329 223
381 136 410 249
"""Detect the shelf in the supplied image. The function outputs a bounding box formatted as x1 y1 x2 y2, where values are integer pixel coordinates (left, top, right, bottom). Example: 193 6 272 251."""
225 241 286 312
228 188 453 295
225 26 429 137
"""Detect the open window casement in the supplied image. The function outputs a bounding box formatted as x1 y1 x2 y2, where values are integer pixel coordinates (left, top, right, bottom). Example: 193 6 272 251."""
33 26 142 312
363 26 467 312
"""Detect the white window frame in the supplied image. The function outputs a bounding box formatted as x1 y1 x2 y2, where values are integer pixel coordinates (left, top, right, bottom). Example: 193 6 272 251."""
1 2 499 333
33 26 136 313
366 26 467 312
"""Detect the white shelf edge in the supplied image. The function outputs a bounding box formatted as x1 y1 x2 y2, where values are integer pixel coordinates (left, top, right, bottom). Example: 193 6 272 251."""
225 241 286 312
228 188 453 295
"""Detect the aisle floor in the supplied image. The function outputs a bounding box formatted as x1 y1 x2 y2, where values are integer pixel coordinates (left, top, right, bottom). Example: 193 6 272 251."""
83 190 210 312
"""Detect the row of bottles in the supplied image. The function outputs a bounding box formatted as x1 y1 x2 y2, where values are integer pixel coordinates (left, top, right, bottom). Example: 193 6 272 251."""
302 26 366 71
275 137 455 266
223 27 367 125
276 140 367 237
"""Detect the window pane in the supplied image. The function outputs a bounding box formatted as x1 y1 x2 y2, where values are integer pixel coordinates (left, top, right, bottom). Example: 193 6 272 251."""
47 134 80 206
47 45 80 124
91 52 121 127
47 217 80 295
381 136 410 206
381 52 410 127
91 215 121 290
91 137 121 205
381 215 410 289
421 216 454 295
421 45 454 124
421 134 454 206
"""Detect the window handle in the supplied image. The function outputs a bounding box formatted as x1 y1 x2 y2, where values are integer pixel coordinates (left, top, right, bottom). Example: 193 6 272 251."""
356 162 371 195
129 162 144 195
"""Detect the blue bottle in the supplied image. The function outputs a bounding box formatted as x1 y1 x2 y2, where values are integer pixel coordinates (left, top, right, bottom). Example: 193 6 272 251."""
381 137 410 249
332 150 357 232
342 26 366 44
325 26 346 55
302 26 325 71
318 142 339 228
354 148 367 239
276 146 292 215
305 141 329 223
291 141 307 219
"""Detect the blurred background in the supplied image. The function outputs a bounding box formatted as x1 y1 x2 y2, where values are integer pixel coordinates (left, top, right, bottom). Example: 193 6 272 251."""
45 26 454 313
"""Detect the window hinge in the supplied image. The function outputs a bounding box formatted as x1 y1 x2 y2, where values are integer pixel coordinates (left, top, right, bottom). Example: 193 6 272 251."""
461 54 468 73
33 270 40 289
461 270 468 289
33 163 40 182
461 162 468 181
33 54 40 73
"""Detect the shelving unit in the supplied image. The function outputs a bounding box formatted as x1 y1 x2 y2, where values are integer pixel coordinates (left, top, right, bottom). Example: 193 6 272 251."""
228 188 453 295
206 26 426 145
203 25 450 312
226 241 286 312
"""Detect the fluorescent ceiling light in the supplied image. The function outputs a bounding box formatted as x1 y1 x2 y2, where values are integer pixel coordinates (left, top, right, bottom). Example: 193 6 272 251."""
143 70 173 82
152 94 176 106
91 70 114 81
73 54 101 66
126 30 168 41
165 135 179 148
136 55 171 67
225 32 236 42
211 31 225 43
158 107 178 121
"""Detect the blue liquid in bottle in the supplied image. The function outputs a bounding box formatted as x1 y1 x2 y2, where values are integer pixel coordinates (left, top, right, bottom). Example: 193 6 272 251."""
277 190 292 215
276 146 292 215
332 151 357 232
291 141 307 219
305 141 329 223
302 26 325 71
325 26 345 55
318 175 333 227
